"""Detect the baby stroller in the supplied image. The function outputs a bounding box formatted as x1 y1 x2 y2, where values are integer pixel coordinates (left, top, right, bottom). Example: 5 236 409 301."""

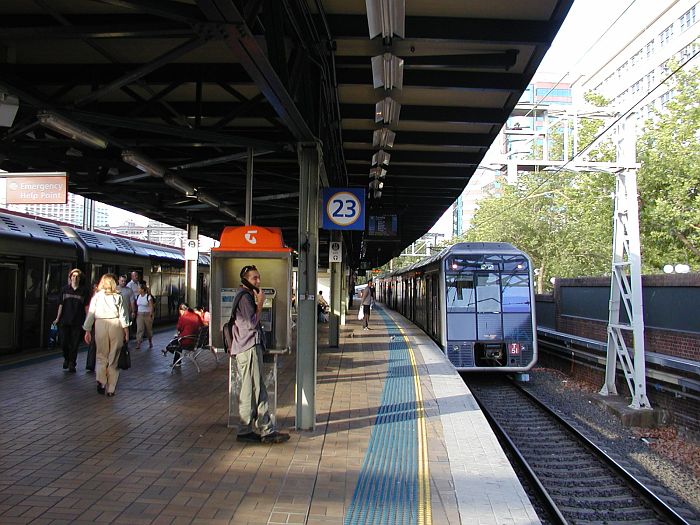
162 326 209 373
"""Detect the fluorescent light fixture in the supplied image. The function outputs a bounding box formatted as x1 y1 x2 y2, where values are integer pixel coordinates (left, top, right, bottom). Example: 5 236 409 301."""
375 97 401 126
197 191 220 208
373 128 396 148
163 174 196 197
369 167 387 179
372 150 391 167
219 205 243 222
37 111 108 149
0 93 19 127
371 53 404 90
366 0 405 40
369 179 384 190
121 150 166 177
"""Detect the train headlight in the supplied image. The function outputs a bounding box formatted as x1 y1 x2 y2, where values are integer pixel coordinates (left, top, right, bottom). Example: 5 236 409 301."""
508 343 522 356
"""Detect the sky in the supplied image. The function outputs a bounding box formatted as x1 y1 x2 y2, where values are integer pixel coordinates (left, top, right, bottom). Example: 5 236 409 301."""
429 0 663 237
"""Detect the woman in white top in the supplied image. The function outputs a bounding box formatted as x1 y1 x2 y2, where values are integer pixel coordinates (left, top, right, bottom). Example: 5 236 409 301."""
135 281 155 349
83 274 129 396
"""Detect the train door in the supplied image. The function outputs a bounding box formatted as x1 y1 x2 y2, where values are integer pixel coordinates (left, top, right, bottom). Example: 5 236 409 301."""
0 264 19 352
22 258 44 350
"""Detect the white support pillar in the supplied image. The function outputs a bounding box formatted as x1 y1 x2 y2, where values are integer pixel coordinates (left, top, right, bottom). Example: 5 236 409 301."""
329 231 341 347
340 263 347 326
185 223 198 308
600 114 651 410
82 197 95 231
296 143 320 430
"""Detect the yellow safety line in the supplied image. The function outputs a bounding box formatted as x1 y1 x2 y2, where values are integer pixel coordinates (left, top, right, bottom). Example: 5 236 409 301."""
398 326 432 525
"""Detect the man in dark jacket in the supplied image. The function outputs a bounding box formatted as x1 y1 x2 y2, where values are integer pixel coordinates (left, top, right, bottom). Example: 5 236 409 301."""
53 268 90 372
230 265 289 445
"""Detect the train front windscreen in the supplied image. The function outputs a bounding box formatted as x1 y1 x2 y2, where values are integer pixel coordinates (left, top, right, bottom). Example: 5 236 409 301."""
444 254 534 368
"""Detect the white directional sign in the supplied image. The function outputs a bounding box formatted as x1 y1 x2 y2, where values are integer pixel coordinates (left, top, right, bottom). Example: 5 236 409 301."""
329 241 342 264
184 239 199 261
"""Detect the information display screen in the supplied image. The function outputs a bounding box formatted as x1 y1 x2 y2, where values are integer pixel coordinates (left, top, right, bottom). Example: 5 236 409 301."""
367 214 398 237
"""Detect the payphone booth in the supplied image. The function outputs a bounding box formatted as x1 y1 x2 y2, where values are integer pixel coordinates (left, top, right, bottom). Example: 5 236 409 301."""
210 226 292 429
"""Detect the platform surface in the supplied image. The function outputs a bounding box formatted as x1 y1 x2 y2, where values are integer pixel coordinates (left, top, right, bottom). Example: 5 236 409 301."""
0 306 538 524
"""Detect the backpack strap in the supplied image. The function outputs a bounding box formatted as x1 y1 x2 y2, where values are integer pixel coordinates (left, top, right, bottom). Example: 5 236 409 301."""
229 289 255 323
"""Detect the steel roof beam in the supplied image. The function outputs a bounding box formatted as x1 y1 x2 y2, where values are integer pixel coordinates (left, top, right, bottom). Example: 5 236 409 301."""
197 0 314 142
336 69 525 92
344 149 482 165
93 0 204 24
67 110 279 150
326 15 555 45
74 36 209 107
342 130 494 147
0 23 197 39
335 51 519 70
341 103 507 124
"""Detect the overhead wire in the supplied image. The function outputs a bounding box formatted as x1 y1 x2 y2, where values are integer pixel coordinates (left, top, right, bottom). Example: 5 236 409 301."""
465 30 700 234
520 0 641 122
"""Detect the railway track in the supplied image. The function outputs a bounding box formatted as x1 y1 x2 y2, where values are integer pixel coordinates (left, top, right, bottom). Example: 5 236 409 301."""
465 376 690 525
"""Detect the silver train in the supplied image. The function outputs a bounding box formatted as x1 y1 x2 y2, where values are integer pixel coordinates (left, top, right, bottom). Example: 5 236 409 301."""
374 242 537 372
0 210 209 355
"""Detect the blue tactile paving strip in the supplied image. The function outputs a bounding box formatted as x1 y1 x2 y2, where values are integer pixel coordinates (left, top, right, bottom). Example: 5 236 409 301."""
344 308 430 525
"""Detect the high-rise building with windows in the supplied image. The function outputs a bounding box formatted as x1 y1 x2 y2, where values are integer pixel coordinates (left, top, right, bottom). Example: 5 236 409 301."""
7 192 108 228
579 1 699 119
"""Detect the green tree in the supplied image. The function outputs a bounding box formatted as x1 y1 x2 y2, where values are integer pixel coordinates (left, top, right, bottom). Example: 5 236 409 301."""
637 66 700 271
459 168 614 293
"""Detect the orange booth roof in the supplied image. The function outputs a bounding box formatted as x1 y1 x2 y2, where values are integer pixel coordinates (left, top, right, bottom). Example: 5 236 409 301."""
212 225 292 253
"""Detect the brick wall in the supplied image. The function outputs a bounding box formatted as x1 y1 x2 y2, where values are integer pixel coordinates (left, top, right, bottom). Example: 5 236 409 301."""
540 274 700 361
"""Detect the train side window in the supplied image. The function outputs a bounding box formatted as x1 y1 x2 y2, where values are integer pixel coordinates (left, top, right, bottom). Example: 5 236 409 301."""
476 272 501 313
502 274 531 313
446 274 475 312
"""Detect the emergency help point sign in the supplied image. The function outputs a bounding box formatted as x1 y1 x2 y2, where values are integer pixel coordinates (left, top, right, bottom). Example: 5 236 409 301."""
3 172 67 204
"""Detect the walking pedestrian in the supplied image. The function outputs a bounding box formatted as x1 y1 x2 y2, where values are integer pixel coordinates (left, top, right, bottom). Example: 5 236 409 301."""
53 269 90 372
83 274 129 397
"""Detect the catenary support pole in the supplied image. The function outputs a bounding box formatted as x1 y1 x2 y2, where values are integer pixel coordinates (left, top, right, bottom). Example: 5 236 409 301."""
601 114 651 410
185 222 198 308
296 143 320 430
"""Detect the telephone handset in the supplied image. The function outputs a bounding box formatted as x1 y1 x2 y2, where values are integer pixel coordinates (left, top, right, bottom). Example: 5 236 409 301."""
241 278 260 294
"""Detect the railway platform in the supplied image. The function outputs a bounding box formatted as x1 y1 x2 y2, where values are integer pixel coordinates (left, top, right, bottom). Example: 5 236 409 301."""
0 306 538 525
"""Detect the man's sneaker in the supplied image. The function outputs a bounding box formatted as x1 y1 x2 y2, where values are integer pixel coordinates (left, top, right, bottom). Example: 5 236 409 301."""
62 360 69 370
236 432 261 443
363 327 369 331
261 431 290 444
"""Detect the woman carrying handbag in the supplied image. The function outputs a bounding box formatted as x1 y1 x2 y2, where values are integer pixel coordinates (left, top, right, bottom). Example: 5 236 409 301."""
83 274 130 397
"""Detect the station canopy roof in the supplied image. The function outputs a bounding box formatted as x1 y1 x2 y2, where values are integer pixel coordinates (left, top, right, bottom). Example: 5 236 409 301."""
0 0 573 269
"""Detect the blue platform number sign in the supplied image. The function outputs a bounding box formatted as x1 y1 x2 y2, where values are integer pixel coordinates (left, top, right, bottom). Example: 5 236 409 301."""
322 187 365 230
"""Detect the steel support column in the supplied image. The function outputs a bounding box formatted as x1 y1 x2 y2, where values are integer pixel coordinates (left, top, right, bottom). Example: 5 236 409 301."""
296 143 320 430
329 230 341 348
245 147 253 225
185 223 198 308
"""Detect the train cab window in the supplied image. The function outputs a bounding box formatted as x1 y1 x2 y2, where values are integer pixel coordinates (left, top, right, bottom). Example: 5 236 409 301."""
446 275 475 312
476 273 501 313
502 274 531 312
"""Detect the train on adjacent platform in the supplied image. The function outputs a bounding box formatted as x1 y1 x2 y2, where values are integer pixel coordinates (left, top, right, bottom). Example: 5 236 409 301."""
374 242 537 372
0 210 209 355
